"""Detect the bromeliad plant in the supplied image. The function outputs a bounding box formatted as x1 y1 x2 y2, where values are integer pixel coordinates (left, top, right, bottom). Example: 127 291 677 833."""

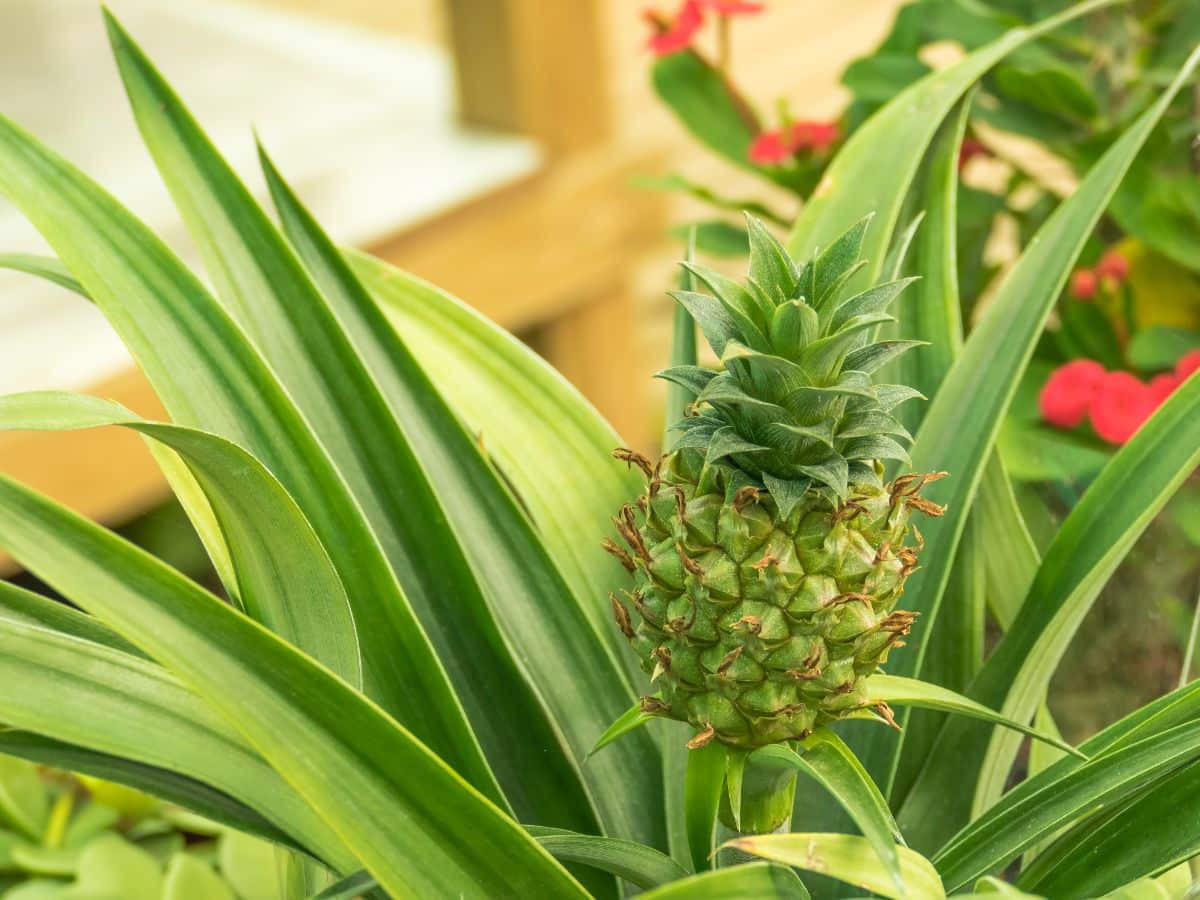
0 4 1199 899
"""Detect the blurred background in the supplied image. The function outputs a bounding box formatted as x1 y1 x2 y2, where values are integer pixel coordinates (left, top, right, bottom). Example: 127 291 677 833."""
0 0 1197 744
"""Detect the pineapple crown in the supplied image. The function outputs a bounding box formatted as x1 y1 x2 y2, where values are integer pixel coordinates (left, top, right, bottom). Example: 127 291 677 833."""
659 214 924 517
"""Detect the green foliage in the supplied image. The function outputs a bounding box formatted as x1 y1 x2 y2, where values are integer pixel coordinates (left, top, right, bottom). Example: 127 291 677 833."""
0 6 1196 900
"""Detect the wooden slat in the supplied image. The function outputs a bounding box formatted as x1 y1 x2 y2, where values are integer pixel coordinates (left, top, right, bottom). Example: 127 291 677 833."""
446 0 611 154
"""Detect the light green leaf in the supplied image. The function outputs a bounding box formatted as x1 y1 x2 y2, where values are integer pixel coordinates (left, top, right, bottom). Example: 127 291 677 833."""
70 835 163 899
865 676 1082 759
588 704 657 758
0 625 340 864
640 862 811 899
0 477 586 898
0 391 360 688
726 833 944 900
526 826 688 889
217 832 281 900
0 254 85 298
348 252 643 672
310 870 377 900
103 10 519 808
164 854 235 900
0 756 48 841
752 735 904 894
9 844 79 877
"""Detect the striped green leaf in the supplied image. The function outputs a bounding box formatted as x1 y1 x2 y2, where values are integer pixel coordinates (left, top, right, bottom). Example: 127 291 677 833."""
0 65 496 804
526 827 689 889
1017 760 1200 897
0 614 345 867
259 145 658 850
935 721 1200 891
0 391 360 686
0 476 586 897
0 730 296 852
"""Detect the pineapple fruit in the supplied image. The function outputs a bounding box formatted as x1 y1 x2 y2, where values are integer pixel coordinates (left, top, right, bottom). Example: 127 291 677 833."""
607 216 946 750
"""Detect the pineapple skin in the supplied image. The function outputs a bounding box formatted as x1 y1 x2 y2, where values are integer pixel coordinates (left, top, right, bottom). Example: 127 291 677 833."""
610 450 928 750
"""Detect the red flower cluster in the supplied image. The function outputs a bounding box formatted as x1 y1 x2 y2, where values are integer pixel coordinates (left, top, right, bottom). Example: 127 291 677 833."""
644 0 765 56
1040 351 1200 445
1068 249 1129 300
748 120 840 165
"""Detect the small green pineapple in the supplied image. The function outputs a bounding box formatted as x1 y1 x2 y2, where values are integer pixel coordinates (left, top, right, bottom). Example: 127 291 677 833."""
606 216 945 750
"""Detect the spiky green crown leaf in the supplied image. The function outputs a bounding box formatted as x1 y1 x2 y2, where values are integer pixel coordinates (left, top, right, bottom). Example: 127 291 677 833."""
660 215 924 513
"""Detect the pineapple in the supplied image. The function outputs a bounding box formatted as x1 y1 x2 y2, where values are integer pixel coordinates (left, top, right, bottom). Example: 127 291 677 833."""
606 216 945 750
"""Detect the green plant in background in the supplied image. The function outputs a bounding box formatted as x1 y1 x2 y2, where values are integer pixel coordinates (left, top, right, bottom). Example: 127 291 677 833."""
0 4 1198 899
0 764 295 899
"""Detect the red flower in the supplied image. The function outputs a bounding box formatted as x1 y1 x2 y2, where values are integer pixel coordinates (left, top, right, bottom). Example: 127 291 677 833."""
791 120 840 153
1089 371 1156 444
697 0 765 13
1039 359 1107 429
645 1 704 55
1069 268 1098 300
748 119 840 165
748 130 793 165
958 137 989 171
1148 372 1180 406
1175 350 1200 383
1095 249 1130 283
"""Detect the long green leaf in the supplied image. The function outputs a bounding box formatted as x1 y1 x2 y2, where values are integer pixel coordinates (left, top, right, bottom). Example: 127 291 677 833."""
1017 760 1200 897
0 391 360 686
259 147 657 849
786 0 1119 279
884 95 982 811
526 827 689 889
0 477 586 898
752 735 904 895
310 870 378 900
349 251 644 671
0 65 495 803
947 679 1200 839
0 579 138 657
866 676 1082 759
900 367 1200 851
935 721 1200 891
878 46 1200 814
0 616 347 868
0 253 86 297
106 11 554 815
726 833 945 900
640 862 811 900
0 730 297 851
